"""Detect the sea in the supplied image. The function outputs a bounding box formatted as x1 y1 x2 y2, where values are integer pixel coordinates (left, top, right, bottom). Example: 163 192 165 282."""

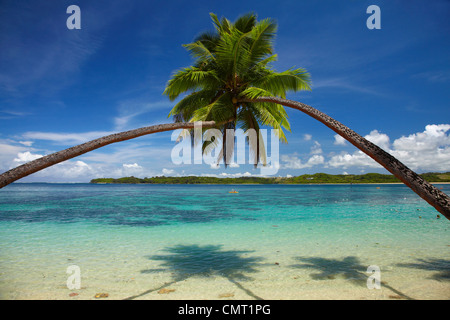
0 183 449 300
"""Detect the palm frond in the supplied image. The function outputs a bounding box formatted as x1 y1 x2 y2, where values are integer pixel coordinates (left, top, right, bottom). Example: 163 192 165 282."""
254 68 311 97
233 12 257 33
247 17 277 63
194 31 220 52
183 41 215 62
191 91 234 123
163 67 222 101
239 86 274 99
168 89 218 121
249 102 290 143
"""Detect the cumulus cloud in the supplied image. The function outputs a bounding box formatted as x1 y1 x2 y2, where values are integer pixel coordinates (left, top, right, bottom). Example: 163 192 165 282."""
334 134 347 146
0 142 28 171
0 139 163 183
10 158 97 183
210 163 220 169
365 130 391 151
281 154 325 169
121 163 144 176
162 168 175 175
310 141 323 155
57 161 93 179
200 171 253 178
123 163 142 169
220 171 252 177
328 151 380 169
328 124 450 172
392 124 450 152
390 124 450 171
13 151 43 163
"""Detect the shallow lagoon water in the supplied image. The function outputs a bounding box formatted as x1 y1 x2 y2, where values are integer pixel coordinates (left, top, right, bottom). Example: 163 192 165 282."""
0 183 449 300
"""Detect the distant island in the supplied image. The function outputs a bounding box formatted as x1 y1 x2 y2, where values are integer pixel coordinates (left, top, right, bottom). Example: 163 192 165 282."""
90 172 450 185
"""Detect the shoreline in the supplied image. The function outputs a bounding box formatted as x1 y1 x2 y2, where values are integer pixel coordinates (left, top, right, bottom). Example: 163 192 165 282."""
87 182 450 185
11 181 450 186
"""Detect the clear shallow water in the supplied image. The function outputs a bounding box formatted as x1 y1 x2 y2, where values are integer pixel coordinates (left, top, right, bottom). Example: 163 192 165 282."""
0 183 449 300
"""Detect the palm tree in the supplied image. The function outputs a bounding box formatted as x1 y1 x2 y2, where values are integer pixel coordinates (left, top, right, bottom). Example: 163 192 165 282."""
0 12 448 219
163 12 450 218
164 13 310 166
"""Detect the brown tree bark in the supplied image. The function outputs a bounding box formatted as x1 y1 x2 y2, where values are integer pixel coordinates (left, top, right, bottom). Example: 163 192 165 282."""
241 96 450 220
0 121 216 189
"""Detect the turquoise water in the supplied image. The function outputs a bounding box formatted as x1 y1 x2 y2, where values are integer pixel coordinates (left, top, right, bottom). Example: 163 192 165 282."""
0 183 449 300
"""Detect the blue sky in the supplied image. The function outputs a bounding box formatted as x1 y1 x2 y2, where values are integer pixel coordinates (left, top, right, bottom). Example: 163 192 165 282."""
1 0 449 182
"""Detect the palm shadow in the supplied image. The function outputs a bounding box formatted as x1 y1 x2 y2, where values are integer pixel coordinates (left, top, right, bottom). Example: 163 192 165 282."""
396 258 450 282
290 255 414 300
124 244 265 300
290 256 368 285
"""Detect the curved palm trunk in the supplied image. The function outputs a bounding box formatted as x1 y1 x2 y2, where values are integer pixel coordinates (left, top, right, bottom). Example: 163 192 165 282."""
0 121 216 189
242 96 450 220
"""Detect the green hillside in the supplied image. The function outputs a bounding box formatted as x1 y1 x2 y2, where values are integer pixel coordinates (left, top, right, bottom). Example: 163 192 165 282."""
90 172 450 185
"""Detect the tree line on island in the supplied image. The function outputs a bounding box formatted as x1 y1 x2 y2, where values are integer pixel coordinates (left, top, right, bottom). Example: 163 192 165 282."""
90 172 450 185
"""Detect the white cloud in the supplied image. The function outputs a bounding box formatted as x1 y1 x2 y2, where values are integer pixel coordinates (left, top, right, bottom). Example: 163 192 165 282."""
328 125 450 172
18 141 33 147
303 134 312 141
4 124 449 184
207 171 253 178
22 131 114 145
392 124 450 152
310 141 323 154
0 140 164 183
11 158 97 183
390 124 450 171
365 130 390 151
123 163 142 169
58 161 93 179
162 168 175 175
308 155 325 166
281 154 325 169
13 151 43 163
334 134 347 146
328 151 382 169
0 141 37 173
121 162 144 176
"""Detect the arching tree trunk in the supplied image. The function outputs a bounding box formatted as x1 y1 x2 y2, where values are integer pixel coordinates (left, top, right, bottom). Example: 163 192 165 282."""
0 121 216 189
241 96 450 220
1 101 449 219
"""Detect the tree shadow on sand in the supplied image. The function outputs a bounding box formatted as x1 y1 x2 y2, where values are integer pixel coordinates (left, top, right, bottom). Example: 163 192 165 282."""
124 244 265 300
291 256 368 285
290 255 414 300
396 258 450 282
